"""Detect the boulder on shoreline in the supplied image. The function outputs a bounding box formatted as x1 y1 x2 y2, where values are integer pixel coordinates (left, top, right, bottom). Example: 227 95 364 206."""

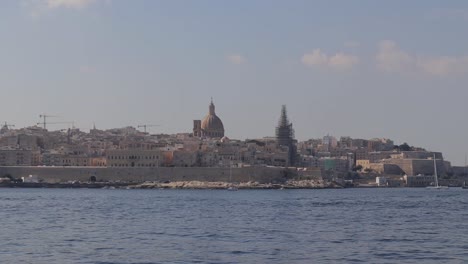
129 179 328 190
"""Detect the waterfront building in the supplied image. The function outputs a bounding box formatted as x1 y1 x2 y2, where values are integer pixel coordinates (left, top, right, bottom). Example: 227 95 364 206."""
404 175 435 187
0 149 40 166
376 176 387 186
382 155 449 177
90 157 107 167
193 99 225 138
106 149 162 167
166 150 197 167
41 152 90 167
376 176 403 187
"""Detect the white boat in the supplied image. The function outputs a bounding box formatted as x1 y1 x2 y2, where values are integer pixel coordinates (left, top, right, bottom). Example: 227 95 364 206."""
427 153 448 189
462 155 468 189
462 181 468 189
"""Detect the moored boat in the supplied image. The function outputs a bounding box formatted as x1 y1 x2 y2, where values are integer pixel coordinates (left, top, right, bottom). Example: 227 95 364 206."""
426 153 448 189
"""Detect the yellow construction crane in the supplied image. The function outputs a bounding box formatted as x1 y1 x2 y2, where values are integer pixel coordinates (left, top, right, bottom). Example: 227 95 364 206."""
137 124 160 133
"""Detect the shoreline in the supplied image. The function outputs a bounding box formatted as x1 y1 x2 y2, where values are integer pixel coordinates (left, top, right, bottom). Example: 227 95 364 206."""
0 180 345 190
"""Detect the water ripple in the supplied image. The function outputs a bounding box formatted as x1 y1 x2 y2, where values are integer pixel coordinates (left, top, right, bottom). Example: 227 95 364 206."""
0 188 467 263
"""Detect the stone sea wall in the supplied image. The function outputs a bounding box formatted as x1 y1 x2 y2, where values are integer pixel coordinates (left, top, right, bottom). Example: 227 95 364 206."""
0 166 298 184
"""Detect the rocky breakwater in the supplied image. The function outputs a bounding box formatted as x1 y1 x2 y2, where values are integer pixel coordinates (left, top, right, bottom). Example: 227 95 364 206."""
128 179 341 189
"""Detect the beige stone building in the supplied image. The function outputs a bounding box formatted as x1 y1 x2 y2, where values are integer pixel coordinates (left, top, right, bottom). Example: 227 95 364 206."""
383 157 449 176
165 150 197 167
41 152 91 166
106 149 162 167
91 157 107 167
0 149 41 166
356 159 370 170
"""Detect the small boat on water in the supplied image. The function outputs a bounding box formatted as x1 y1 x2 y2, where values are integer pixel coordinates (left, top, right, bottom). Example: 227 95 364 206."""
426 153 448 189
227 186 238 191
462 155 468 189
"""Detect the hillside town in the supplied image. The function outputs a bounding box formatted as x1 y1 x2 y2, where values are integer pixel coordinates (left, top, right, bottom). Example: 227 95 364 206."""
1 100 467 187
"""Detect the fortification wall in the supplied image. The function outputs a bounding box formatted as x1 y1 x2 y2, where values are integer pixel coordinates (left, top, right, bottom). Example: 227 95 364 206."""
411 159 446 176
0 166 295 184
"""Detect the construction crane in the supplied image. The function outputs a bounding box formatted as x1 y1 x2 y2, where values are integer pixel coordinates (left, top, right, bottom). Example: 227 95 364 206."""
37 120 74 130
2 122 14 129
38 114 60 130
137 124 160 133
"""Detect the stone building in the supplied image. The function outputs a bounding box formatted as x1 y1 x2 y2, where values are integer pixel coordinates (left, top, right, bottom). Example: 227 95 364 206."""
318 157 350 173
166 150 197 167
383 156 448 176
193 99 225 138
0 149 40 166
106 149 162 167
404 175 436 187
41 152 90 167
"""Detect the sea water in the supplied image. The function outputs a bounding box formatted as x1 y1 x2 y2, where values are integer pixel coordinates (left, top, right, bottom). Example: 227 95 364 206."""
0 188 467 264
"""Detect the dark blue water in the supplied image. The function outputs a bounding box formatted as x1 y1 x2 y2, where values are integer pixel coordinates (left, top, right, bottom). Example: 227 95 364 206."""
0 188 467 264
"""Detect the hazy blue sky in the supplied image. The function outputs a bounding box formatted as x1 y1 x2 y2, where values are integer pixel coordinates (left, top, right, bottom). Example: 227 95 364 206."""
1 0 468 164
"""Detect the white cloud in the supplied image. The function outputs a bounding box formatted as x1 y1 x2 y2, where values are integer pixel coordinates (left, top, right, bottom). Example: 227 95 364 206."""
21 0 104 16
329 53 360 69
418 56 468 76
226 54 247 65
302 49 359 70
46 0 95 9
376 40 468 76
301 49 328 66
376 40 415 73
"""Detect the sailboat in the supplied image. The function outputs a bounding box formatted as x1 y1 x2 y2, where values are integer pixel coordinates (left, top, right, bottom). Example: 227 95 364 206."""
427 153 448 189
462 155 468 189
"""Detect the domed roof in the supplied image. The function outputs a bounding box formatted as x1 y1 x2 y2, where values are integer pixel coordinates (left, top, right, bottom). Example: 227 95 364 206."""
200 99 224 137
201 114 224 131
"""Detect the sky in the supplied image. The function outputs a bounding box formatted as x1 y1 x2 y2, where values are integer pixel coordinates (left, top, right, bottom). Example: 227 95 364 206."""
1 0 468 165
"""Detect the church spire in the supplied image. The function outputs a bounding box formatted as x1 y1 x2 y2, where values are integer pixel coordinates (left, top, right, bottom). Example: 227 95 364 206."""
275 105 296 165
278 105 289 127
209 98 215 115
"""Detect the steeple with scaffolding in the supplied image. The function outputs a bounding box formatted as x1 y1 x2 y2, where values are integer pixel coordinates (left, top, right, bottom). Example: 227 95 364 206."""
275 105 296 166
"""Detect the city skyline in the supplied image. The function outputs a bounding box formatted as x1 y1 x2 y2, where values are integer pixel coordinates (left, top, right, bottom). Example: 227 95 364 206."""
1 1 468 164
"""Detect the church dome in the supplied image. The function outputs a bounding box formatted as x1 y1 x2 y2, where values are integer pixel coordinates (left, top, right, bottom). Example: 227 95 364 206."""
201 115 224 131
200 99 225 138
